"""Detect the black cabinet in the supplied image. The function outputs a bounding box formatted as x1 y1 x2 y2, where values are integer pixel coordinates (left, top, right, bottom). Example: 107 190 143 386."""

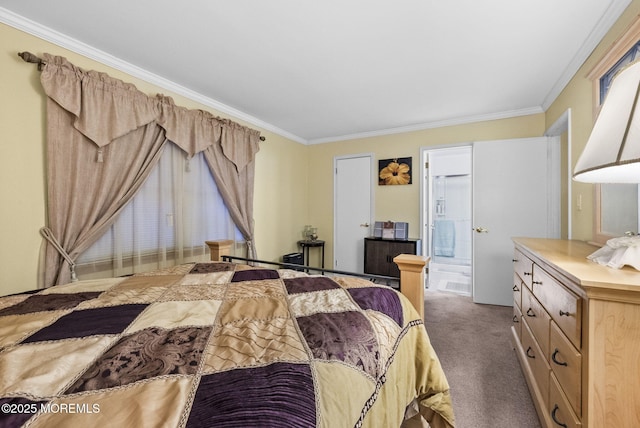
364 237 421 278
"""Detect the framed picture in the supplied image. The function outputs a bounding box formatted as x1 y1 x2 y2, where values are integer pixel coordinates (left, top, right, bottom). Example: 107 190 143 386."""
378 157 412 185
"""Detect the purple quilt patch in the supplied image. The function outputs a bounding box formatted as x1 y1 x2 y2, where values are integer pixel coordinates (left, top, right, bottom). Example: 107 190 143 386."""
297 311 379 377
283 276 340 294
66 326 212 393
22 304 148 343
0 292 102 317
187 362 316 427
347 287 404 326
231 269 280 282
189 262 235 274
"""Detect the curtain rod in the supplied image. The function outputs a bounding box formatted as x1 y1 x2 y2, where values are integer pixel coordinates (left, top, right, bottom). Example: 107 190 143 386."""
18 51 45 70
18 51 266 141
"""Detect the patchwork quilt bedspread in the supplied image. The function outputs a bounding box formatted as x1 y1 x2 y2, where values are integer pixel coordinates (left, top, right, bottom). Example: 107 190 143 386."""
0 262 455 427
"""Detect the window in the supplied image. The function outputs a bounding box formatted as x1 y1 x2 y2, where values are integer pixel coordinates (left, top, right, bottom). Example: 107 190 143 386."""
599 39 640 103
587 16 640 243
589 17 640 110
77 142 241 277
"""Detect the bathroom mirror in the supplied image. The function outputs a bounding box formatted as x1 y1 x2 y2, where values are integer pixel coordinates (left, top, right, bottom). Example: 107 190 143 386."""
595 183 639 244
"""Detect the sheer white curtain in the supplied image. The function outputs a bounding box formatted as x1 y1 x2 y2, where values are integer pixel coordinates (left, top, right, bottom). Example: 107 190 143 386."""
77 142 241 277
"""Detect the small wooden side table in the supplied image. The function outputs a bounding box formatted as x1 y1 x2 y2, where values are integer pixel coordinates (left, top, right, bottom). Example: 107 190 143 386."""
297 240 325 270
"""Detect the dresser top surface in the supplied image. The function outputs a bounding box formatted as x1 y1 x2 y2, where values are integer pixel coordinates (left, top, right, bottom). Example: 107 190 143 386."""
513 237 640 294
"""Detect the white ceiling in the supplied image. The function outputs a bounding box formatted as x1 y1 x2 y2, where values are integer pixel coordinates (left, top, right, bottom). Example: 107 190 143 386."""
0 0 632 144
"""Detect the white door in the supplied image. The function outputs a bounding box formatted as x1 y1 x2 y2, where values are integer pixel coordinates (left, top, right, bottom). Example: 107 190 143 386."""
334 155 373 272
473 137 558 305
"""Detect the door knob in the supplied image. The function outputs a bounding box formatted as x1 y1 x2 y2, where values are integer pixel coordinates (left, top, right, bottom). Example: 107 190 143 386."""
474 227 489 233
360 223 370 227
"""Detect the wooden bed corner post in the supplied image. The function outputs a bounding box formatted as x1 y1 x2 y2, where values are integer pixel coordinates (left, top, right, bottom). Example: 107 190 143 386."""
205 240 234 262
393 254 429 320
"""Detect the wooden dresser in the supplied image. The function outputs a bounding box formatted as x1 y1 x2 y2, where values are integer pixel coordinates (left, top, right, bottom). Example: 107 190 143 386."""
511 238 640 428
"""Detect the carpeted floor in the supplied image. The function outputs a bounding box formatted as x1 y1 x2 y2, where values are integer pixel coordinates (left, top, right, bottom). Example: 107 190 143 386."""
423 290 540 428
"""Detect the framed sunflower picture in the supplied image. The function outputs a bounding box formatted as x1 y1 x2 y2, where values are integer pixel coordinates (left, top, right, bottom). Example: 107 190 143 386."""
378 157 412 185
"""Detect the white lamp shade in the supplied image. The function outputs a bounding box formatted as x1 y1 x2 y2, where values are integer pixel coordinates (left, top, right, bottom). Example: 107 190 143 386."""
574 60 640 183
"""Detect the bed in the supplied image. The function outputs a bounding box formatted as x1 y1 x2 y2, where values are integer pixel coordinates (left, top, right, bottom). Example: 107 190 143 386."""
0 261 455 427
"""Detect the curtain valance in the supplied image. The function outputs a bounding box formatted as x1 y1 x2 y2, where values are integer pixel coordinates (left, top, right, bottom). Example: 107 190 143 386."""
40 54 260 170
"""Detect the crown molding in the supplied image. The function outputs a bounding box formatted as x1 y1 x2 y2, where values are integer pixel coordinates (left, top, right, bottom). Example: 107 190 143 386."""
307 106 545 145
0 7 307 145
541 0 632 110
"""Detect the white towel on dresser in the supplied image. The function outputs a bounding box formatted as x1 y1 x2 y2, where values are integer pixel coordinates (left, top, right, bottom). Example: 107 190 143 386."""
587 235 640 270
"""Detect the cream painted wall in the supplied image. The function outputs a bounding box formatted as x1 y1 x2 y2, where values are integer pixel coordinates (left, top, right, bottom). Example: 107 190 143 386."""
253 136 309 261
546 0 640 242
1 24 48 296
307 114 546 269
0 23 308 295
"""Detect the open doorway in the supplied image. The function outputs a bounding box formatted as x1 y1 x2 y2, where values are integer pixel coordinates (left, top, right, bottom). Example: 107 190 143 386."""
423 146 472 296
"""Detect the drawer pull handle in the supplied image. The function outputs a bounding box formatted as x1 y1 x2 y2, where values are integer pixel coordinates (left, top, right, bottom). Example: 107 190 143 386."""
526 308 536 317
559 310 571 317
512 259 518 263
512 284 519 291
526 346 535 359
551 349 568 367
513 315 519 323
524 272 532 276
532 280 542 285
551 404 568 428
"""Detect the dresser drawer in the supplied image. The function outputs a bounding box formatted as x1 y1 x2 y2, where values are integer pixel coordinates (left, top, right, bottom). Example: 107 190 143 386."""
532 266 582 349
522 321 550 408
522 286 550 358
513 249 533 289
513 302 522 342
513 273 523 310
550 322 582 417
549 373 582 428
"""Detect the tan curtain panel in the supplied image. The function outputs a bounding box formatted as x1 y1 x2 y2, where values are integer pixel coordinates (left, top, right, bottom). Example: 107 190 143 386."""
40 54 261 287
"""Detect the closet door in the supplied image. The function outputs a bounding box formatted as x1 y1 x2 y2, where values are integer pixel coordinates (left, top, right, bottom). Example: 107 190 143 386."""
334 154 374 273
